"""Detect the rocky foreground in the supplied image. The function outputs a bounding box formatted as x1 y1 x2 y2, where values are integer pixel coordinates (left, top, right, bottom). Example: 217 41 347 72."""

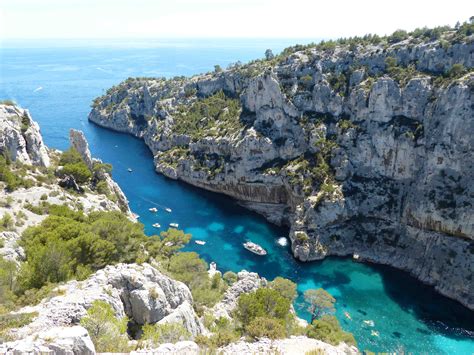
89 27 474 309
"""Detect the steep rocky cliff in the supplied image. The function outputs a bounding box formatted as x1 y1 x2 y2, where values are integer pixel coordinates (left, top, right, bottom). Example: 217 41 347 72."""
89 27 474 310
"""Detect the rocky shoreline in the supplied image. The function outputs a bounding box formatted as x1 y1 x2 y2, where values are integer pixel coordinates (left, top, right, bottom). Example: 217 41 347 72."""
89 29 474 310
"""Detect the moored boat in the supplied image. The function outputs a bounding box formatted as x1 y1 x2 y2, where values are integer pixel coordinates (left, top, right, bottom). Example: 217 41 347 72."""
243 241 267 256
165 208 172 213
169 223 179 228
152 223 161 228
149 207 158 213
195 240 206 245
128 168 133 172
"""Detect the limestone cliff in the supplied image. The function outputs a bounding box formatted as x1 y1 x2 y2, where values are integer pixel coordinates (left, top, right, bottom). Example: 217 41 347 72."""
89 27 474 310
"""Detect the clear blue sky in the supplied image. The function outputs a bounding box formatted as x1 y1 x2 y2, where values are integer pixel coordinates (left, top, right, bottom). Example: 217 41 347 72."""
1 0 472 39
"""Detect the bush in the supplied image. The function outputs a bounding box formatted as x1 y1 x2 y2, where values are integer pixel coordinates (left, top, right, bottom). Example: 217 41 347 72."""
0 213 14 231
388 29 408 43
304 288 335 323
80 300 130 352
237 288 291 328
0 99 15 106
269 277 297 302
95 180 110 196
223 271 238 285
247 317 286 339
18 207 169 291
61 162 92 184
0 157 25 192
59 147 83 166
306 315 356 346
141 322 190 345
168 252 226 312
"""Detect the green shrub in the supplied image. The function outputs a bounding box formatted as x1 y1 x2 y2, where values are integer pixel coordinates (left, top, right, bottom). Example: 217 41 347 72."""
61 162 92 184
304 288 335 323
18 207 171 291
80 300 130 353
0 311 37 341
388 29 408 43
95 180 110 195
246 317 286 339
223 271 238 285
268 277 297 302
306 315 356 346
237 288 291 328
59 147 83 166
0 99 15 106
141 322 191 345
40 194 48 201
0 213 14 231
168 252 226 312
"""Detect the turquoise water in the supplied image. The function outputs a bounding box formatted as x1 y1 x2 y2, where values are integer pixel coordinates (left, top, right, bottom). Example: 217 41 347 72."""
1 40 473 354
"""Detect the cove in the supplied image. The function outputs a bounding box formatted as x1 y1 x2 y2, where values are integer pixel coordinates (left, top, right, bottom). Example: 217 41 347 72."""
1 40 473 354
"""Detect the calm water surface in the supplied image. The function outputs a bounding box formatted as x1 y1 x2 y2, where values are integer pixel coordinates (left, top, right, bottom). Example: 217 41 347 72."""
1 40 473 354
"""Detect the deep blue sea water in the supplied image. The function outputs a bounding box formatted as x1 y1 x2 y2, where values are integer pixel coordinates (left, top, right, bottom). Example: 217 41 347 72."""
1 39 473 354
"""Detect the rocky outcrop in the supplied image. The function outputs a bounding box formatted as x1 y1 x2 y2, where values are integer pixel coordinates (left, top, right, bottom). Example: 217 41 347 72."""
219 336 358 354
69 128 132 216
131 336 358 355
6 263 204 342
0 326 95 355
89 31 474 310
0 104 50 167
211 270 266 319
0 232 24 264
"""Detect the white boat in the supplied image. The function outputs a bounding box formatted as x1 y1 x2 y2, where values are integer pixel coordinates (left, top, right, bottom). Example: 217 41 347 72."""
353 253 360 260
277 237 288 246
165 208 172 213
149 207 158 213
243 241 267 256
128 168 133 172
169 223 179 228
363 320 375 327
152 223 161 228
371 330 379 337
195 240 206 245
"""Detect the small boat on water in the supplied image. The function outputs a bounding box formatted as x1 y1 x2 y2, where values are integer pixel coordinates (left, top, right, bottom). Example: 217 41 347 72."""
149 207 158 213
353 253 360 260
165 208 172 213
169 223 179 228
277 237 288 246
243 241 267 256
344 311 352 320
152 223 161 228
371 330 379 337
195 240 206 245
364 320 375 327
128 168 133 172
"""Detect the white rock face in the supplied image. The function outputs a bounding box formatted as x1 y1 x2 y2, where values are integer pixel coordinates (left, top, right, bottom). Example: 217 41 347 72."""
0 326 95 355
211 270 265 319
0 104 50 167
8 263 204 342
218 336 358 354
0 231 24 264
131 341 200 355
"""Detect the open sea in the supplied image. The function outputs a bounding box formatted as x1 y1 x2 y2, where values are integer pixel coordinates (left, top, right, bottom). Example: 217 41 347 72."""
1 39 473 354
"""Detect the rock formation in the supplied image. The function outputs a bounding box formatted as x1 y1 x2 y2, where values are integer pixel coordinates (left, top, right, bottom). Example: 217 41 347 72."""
89 30 474 309
0 104 50 167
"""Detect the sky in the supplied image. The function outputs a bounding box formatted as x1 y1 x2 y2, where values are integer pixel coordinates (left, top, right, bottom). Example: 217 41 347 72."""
0 0 473 39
